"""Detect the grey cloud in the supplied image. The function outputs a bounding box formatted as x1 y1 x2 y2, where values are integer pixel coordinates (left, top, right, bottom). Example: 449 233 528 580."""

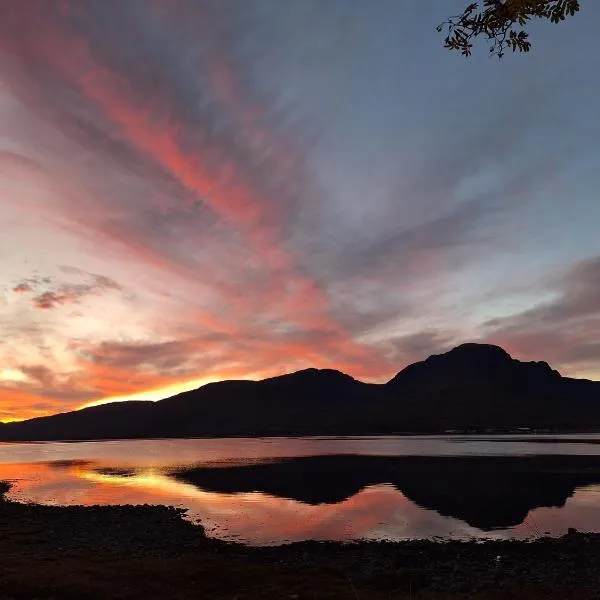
278 73 565 350
483 256 600 370
13 282 34 294
84 339 201 374
381 330 460 368
3 367 98 404
292 149 560 348
13 271 123 310
19 364 56 388
487 257 600 331
347 196 499 275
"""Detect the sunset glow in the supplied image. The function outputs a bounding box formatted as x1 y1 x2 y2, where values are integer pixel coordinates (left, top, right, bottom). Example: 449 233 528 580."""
80 376 235 410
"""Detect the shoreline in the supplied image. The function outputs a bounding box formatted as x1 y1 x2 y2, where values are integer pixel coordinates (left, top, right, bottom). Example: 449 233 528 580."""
3 431 600 448
2 429 600 444
2 482 600 598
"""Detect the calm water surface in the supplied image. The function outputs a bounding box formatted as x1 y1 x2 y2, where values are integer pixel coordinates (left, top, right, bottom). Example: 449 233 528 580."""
2 435 600 545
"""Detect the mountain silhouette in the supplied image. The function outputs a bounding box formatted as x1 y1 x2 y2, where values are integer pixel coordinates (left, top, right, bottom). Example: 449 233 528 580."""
1 343 599 441
172 454 600 530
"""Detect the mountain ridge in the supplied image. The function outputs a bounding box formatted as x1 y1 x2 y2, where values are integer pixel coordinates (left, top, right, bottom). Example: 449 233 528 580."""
1 343 599 441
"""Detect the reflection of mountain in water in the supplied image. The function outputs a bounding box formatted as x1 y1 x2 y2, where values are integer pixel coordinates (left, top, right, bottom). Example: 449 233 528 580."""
173 455 600 530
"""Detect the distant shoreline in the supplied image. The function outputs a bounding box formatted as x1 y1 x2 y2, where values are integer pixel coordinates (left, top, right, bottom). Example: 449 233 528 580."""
0 431 600 446
2 481 600 598
3 430 600 444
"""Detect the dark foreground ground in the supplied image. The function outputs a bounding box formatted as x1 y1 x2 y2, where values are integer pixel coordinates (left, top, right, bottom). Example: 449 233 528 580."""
1 482 600 599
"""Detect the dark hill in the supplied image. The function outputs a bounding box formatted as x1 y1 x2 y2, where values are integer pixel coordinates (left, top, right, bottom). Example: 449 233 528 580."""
388 343 560 388
1 344 599 441
386 343 600 432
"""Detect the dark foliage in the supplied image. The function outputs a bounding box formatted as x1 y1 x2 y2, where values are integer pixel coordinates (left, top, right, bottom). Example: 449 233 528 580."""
438 0 581 57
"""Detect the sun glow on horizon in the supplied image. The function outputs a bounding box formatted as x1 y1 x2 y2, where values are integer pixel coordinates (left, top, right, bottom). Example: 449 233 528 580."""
78 375 251 410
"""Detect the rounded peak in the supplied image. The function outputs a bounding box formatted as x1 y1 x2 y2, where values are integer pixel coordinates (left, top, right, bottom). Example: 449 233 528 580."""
287 367 354 380
445 343 512 360
261 368 357 386
388 343 514 385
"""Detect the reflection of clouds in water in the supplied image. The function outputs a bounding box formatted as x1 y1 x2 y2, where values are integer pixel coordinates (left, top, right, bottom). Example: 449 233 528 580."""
512 487 600 537
5 435 600 468
4 438 600 545
4 459 600 546
3 460 481 544
1 437 358 467
1 462 97 505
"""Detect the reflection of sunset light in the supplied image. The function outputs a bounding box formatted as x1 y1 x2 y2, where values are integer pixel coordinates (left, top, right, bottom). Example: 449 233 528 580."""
78 467 224 500
75 466 422 542
4 453 600 546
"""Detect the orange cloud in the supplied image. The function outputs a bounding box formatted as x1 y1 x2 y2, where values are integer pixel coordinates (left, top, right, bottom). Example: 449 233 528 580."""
0 3 393 421
12 282 33 293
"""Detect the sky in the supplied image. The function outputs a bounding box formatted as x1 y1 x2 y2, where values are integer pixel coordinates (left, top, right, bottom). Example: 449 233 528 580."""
1 0 599 422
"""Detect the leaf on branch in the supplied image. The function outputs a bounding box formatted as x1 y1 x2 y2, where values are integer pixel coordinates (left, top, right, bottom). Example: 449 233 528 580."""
439 0 580 58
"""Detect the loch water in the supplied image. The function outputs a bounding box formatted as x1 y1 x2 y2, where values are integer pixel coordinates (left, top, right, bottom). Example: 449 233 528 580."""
2 434 600 545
